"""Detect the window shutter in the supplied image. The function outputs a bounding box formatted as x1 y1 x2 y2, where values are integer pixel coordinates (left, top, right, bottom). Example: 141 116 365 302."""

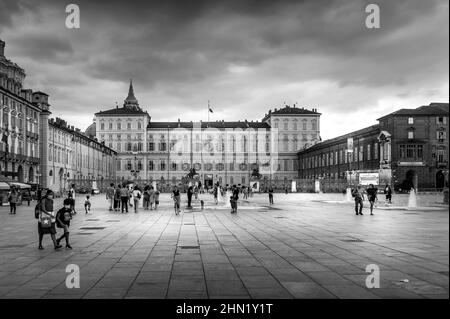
444 117 447 125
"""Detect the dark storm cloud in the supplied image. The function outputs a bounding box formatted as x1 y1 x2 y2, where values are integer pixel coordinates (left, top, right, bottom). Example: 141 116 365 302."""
0 0 448 138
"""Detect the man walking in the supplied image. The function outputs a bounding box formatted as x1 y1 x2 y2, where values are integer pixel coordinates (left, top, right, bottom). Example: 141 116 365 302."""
187 185 193 208
352 185 364 215
366 184 378 215
230 185 239 214
106 183 115 211
268 186 274 205
120 184 129 213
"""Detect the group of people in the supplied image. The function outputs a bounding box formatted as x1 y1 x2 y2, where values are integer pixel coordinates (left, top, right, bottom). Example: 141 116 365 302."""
351 184 393 216
105 183 161 213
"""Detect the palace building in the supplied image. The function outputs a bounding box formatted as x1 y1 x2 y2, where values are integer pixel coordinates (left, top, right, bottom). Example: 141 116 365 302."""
0 39 41 183
0 38 117 197
91 80 321 190
297 103 449 191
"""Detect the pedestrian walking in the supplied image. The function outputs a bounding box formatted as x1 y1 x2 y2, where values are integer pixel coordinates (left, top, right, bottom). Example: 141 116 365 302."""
120 184 129 213
171 186 181 215
37 190 62 250
187 185 193 208
148 186 155 210
143 185 150 210
230 185 239 214
56 198 73 249
243 187 248 200
154 189 160 210
384 184 392 204
68 184 77 214
8 186 19 215
84 195 91 214
132 186 142 213
114 184 121 211
366 184 378 215
213 185 218 204
22 189 32 206
106 183 115 211
268 187 274 205
352 185 364 215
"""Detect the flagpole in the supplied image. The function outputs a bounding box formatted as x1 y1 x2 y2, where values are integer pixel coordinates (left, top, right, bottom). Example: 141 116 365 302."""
207 100 210 125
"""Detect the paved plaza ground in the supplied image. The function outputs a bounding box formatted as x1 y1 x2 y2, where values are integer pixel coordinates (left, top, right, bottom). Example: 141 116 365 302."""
0 192 448 299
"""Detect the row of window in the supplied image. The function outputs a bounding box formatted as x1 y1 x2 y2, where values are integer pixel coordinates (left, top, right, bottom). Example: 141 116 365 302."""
405 130 447 140
272 119 318 131
0 93 39 119
115 160 298 172
407 116 447 125
99 121 143 130
301 143 380 170
0 139 36 157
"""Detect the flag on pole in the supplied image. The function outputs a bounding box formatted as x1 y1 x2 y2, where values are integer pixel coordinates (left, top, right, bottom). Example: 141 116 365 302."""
208 100 214 113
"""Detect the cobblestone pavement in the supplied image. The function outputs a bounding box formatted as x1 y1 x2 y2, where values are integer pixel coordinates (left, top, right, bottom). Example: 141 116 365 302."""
0 193 448 299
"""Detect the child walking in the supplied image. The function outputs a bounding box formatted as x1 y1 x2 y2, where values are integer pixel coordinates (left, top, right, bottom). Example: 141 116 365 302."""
84 195 91 214
56 198 73 249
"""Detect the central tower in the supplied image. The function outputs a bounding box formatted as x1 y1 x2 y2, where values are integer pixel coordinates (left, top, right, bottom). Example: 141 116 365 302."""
123 79 141 111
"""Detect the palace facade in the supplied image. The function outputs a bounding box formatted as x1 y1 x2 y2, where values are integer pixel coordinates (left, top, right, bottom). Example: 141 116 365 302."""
0 39 41 183
297 103 449 191
92 81 321 190
0 38 117 196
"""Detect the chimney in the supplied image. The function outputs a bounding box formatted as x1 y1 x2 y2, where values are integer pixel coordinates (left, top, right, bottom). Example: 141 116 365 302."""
0 39 5 57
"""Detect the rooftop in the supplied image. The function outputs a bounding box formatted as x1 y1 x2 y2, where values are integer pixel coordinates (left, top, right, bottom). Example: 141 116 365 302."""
262 105 320 121
148 120 270 129
298 124 381 154
95 107 149 116
378 103 449 120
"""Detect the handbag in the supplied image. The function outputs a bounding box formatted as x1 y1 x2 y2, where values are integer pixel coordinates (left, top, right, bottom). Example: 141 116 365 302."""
41 215 52 228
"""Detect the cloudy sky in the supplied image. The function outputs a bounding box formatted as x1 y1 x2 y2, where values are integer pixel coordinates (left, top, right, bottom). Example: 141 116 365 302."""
0 0 448 139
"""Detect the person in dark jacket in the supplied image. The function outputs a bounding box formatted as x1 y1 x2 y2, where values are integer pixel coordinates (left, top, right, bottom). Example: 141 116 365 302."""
268 187 274 205
187 186 193 208
366 184 378 215
8 187 19 215
38 190 62 250
230 185 239 214
56 198 73 249
384 184 392 204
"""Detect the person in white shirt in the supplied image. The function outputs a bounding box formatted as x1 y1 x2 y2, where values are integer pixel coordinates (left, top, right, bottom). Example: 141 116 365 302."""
132 186 142 213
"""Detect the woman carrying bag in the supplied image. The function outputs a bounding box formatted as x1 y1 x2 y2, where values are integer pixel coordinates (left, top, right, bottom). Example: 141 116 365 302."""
38 190 62 250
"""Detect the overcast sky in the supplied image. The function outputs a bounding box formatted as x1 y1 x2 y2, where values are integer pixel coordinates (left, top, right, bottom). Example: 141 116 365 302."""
0 0 448 139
